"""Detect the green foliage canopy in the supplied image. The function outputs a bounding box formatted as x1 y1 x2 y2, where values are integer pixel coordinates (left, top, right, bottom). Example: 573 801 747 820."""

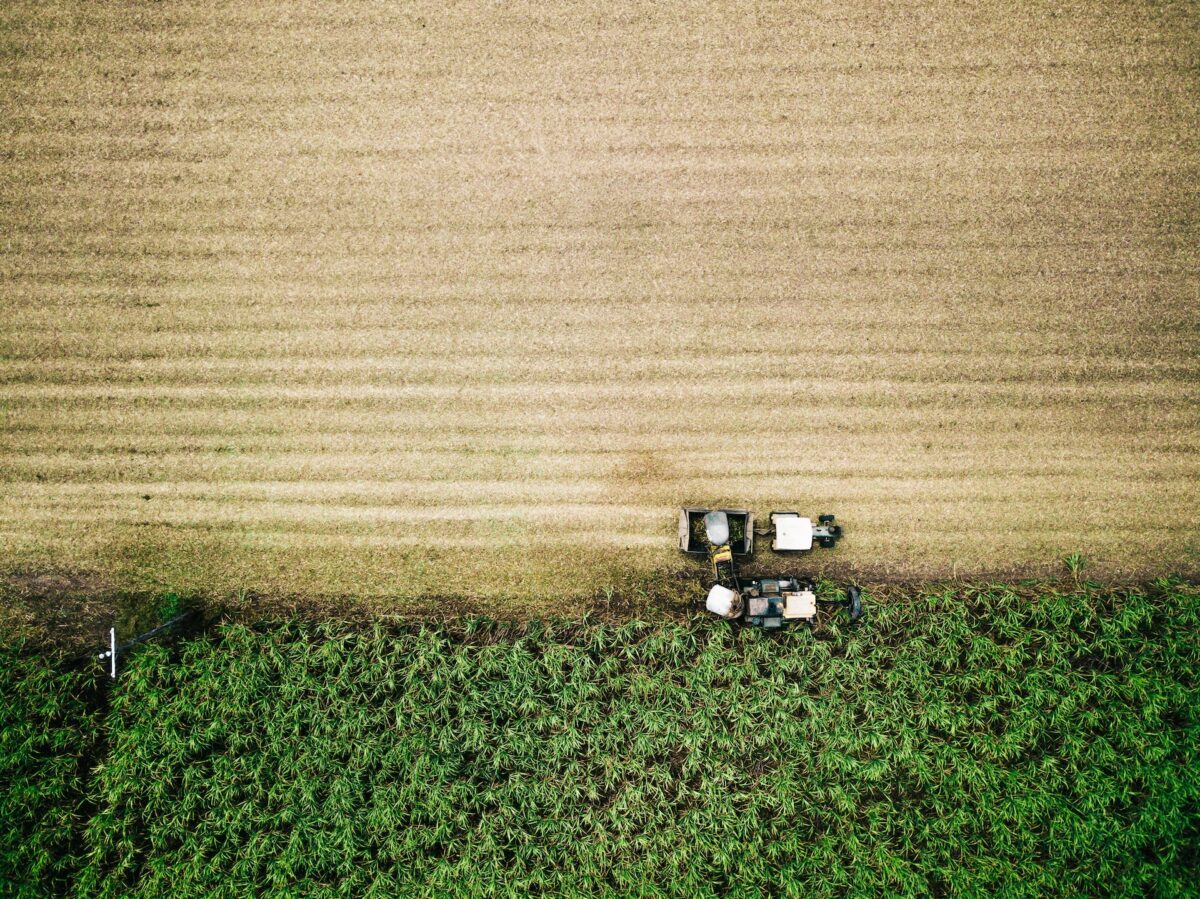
2 580 1198 897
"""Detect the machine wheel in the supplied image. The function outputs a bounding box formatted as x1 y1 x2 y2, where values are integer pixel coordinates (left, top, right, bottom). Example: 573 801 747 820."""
818 514 835 524
818 537 834 549
847 587 863 622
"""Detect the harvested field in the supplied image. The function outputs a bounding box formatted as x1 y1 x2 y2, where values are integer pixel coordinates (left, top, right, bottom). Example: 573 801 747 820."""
2 1 1198 606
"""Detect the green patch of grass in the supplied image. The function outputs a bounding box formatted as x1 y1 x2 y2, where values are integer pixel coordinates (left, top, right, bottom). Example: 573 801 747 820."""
0 649 104 898
3 579 1198 896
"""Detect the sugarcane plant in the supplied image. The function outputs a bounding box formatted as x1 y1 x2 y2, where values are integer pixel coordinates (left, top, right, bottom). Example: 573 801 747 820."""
5 579 1196 897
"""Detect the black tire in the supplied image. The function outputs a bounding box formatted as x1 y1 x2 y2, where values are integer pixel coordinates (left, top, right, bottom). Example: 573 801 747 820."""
818 514 835 524
818 537 834 549
847 587 863 622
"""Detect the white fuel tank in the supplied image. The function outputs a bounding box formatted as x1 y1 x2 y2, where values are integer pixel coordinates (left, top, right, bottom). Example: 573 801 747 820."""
705 584 740 618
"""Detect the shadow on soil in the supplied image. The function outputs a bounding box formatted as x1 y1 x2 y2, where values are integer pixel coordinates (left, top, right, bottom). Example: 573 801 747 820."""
4 561 1196 659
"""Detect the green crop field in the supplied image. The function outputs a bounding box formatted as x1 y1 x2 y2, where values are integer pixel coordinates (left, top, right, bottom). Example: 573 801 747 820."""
4 580 1197 897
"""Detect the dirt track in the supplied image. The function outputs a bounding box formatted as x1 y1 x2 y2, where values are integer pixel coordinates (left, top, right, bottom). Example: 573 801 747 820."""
2 2 1197 607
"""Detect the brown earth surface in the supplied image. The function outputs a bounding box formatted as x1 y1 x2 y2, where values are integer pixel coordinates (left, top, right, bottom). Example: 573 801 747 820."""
2 1 1197 612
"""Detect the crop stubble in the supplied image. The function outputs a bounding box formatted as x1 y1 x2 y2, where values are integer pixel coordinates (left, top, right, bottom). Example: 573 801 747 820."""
1 2 1197 605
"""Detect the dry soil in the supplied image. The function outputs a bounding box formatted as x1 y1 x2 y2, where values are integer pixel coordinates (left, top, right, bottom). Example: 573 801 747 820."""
2 1 1197 609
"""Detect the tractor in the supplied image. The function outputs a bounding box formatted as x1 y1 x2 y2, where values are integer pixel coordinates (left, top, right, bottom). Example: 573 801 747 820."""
679 507 862 628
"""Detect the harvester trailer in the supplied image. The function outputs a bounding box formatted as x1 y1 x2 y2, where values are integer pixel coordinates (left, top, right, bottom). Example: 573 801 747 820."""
679 507 862 629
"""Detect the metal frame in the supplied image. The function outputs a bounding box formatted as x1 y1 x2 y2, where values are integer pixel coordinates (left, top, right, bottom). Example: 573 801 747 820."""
678 507 755 555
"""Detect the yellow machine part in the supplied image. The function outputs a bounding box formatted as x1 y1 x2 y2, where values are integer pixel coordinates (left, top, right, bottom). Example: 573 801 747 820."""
711 544 736 587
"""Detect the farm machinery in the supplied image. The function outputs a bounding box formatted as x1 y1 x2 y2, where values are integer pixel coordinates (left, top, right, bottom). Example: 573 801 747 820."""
679 507 862 628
